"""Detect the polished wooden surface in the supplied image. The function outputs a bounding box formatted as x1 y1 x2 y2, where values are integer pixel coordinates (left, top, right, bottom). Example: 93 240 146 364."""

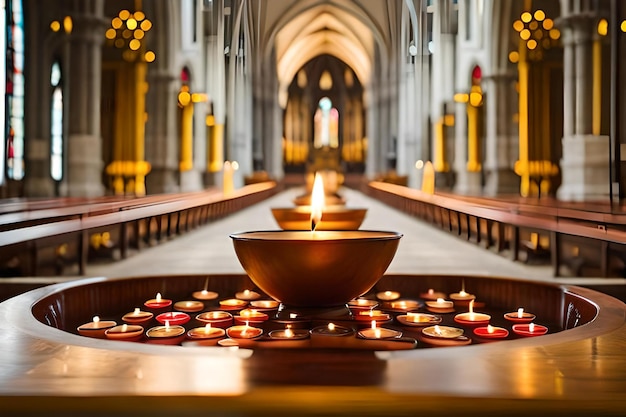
0 273 625 416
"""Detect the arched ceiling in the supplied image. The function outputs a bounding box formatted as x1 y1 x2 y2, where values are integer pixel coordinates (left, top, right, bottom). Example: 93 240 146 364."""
252 1 396 108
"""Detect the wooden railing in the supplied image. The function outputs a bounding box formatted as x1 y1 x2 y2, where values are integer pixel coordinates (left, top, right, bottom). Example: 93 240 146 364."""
366 181 626 278
0 182 280 277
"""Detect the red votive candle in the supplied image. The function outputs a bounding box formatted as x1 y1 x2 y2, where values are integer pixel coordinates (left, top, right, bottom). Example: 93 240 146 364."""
512 323 548 337
156 311 190 326
144 292 172 310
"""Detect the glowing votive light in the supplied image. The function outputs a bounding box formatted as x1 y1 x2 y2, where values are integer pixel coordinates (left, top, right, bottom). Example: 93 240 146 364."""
174 300 205 313
269 325 310 340
310 172 325 231
219 298 248 310
77 316 117 338
473 324 509 339
144 292 172 309
422 325 464 339
348 298 378 310
357 320 402 340
192 289 219 301
235 289 261 301
122 308 153 324
454 300 491 325
420 288 446 301
105 323 144 341
504 307 536 323
376 291 401 301
355 310 391 322
196 311 234 328
155 311 190 326
396 312 442 327
187 323 226 340
512 322 548 337
226 322 263 339
146 321 186 345
310 322 354 337
388 299 421 311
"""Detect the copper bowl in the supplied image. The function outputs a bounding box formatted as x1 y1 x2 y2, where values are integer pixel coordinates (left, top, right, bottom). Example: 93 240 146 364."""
271 207 367 230
230 230 402 307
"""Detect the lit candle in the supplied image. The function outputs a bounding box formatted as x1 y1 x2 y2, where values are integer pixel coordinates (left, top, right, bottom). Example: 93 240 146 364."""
196 310 234 328
234 309 269 325
235 289 261 301
348 298 379 310
226 322 263 339
355 310 391 322
105 323 144 342
397 312 442 327
310 322 354 337
420 288 447 300
192 289 219 301
77 316 117 338
146 321 186 345
268 325 310 340
512 322 548 337
219 298 248 310
155 311 190 326
376 290 401 301
425 298 455 312
250 299 280 310
174 300 205 313
186 323 226 340
387 299 421 312
144 292 172 310
454 300 491 325
449 289 476 301
504 307 536 323
422 325 464 339
122 308 153 325
357 320 402 340
473 324 509 339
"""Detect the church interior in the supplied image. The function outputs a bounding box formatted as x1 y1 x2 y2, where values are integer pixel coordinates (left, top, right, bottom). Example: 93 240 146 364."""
1 0 626 416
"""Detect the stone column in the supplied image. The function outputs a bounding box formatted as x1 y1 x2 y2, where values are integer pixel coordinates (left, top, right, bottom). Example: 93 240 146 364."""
144 71 180 194
483 73 519 195
557 12 610 201
65 2 107 197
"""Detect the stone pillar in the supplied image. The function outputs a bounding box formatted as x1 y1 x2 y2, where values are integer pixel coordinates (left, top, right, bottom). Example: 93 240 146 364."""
557 12 610 201
65 2 107 197
145 71 180 194
483 73 519 195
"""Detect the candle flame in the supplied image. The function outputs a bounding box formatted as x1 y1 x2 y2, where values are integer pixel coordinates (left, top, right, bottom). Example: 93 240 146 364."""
156 293 162 302
529 323 535 332
92 316 100 323
165 320 170 330
428 288 434 295
310 172 325 231
459 290 467 297
133 308 140 315
285 326 294 338
436 297 445 304
328 322 335 331
205 323 212 333
371 320 377 330
122 324 128 332
469 299 474 314
487 324 494 334
518 307 524 318
374 327 382 338
434 325 442 335
290 313 298 319
243 289 250 296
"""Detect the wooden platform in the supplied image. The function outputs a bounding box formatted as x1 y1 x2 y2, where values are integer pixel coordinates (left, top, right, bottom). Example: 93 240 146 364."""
0 273 625 416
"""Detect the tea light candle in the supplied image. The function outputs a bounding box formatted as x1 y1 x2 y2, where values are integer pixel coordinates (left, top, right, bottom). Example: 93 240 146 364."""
355 310 391 322
512 322 548 337
310 322 354 337
77 316 117 338
234 309 269 325
186 323 226 340
219 298 248 310
226 323 263 339
386 299 421 312
425 298 455 313
122 308 153 325
105 324 144 342
196 311 234 328
174 300 205 313
454 300 491 325
376 290 400 301
192 289 219 301
156 311 190 326
504 307 536 323
396 312 442 327
250 299 280 311
449 290 476 302
235 289 261 301
348 298 378 310
144 293 172 310
146 321 186 345
420 288 447 301
422 324 464 339
473 324 509 339
357 321 402 340
268 325 310 340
